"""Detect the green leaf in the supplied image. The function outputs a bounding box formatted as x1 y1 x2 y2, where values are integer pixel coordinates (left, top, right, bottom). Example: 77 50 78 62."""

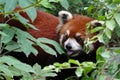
81 62 96 75
0 56 18 66
104 28 112 39
60 0 69 10
40 0 55 9
2 28 15 43
100 50 111 59
106 19 116 31
26 7 37 22
37 38 65 54
33 63 42 75
75 67 83 77
5 41 21 52
37 42 57 56
0 64 13 78
0 31 7 36
0 56 35 73
13 27 38 56
97 34 104 43
4 0 17 12
27 23 38 30
90 27 104 34
0 23 9 28
96 46 106 62
68 59 80 66
18 0 37 22
14 62 35 73
18 0 31 8
97 75 107 80
15 13 29 24
114 13 120 26
9 66 22 76
0 0 5 4
48 0 61 3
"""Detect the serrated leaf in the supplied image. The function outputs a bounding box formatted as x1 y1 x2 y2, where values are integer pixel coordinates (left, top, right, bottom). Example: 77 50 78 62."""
0 56 35 73
18 0 31 8
37 38 64 54
4 0 17 12
106 19 116 31
0 64 13 77
60 0 69 10
13 27 38 56
5 41 21 52
42 72 57 77
14 63 35 73
2 28 15 43
9 66 22 76
37 42 57 56
33 63 42 75
18 0 37 22
0 56 19 66
75 67 83 77
114 13 120 26
26 7 37 22
15 13 29 24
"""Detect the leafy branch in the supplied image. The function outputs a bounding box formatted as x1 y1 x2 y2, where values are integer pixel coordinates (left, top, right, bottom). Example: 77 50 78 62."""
0 0 41 15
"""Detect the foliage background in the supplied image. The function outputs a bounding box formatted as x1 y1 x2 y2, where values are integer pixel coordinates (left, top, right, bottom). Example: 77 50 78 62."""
0 0 120 80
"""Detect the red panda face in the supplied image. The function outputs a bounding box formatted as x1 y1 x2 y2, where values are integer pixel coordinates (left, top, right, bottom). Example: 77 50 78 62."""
57 11 104 57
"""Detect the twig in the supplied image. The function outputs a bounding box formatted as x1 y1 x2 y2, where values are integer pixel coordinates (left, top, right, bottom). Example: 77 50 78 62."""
0 0 41 15
2 47 20 55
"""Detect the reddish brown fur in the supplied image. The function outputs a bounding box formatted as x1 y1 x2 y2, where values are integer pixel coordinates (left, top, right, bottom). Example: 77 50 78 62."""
0 7 59 66
60 14 94 39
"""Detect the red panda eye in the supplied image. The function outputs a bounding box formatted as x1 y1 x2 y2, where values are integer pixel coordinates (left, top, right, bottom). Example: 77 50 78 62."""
64 35 69 40
75 36 82 42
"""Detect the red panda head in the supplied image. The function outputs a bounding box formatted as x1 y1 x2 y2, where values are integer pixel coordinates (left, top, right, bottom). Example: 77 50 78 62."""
57 11 104 57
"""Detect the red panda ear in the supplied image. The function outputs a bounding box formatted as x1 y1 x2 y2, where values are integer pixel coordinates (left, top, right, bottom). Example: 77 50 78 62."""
90 20 104 27
56 11 73 33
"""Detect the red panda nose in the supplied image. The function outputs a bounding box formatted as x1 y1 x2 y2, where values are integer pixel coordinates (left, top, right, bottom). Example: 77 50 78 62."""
66 43 72 50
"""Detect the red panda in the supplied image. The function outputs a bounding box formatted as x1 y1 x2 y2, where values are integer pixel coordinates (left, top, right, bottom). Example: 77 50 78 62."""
47 11 104 80
0 7 59 66
56 11 104 61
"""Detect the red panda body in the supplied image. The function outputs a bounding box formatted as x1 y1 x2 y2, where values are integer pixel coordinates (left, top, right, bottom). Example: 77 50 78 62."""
0 7 59 66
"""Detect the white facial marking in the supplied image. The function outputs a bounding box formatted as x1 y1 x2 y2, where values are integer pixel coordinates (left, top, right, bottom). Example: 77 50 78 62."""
59 34 64 45
56 11 73 33
66 30 70 35
64 38 82 51
75 32 81 37
90 20 104 26
58 10 73 21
